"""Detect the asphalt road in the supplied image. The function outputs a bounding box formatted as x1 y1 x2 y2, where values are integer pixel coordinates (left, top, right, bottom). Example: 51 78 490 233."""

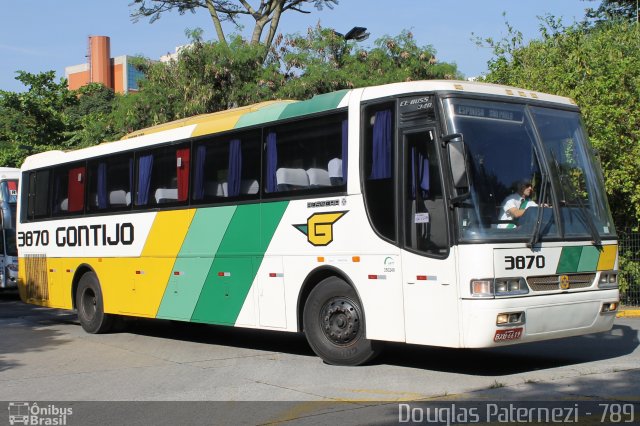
1 290 639 425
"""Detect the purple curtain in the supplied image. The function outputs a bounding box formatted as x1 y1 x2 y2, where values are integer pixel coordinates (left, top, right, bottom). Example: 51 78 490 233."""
227 139 242 197
266 132 277 193
193 145 206 200
370 110 392 180
410 149 430 199
128 158 133 198
137 154 153 205
341 119 348 184
97 162 108 209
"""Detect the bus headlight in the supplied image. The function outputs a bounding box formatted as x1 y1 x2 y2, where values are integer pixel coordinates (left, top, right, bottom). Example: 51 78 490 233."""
598 272 618 289
494 278 529 296
471 278 529 298
7 264 18 272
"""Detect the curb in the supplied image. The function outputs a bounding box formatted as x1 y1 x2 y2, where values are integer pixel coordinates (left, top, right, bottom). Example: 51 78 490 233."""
617 309 640 318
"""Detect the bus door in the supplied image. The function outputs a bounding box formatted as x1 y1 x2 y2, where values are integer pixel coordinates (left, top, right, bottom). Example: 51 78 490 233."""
400 128 460 346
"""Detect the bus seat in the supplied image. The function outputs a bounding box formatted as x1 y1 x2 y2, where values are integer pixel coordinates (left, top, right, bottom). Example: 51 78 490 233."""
109 190 128 206
240 179 259 194
205 181 226 197
125 192 131 206
328 158 343 185
155 188 178 204
276 168 309 191
60 198 68 211
306 168 331 187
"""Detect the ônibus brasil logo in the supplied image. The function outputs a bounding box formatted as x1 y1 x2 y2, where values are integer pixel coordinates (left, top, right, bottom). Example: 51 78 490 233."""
8 402 73 425
293 211 347 246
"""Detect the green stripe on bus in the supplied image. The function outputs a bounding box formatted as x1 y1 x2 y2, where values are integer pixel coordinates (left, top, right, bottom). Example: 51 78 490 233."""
234 102 291 129
190 202 288 325
156 206 236 320
278 90 349 120
577 246 600 272
556 246 582 273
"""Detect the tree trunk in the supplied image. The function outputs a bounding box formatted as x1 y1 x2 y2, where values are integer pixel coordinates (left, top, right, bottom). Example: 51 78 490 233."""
205 0 227 45
264 2 283 49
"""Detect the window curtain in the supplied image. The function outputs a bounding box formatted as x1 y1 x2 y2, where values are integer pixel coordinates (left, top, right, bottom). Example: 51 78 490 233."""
227 139 242 197
266 132 277 193
97 162 108 209
68 167 86 212
176 148 190 201
370 110 392 179
193 145 206 200
341 119 348 184
410 148 430 200
137 154 153 205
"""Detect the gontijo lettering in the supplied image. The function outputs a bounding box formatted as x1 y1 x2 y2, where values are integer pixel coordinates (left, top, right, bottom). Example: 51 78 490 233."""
17 223 134 248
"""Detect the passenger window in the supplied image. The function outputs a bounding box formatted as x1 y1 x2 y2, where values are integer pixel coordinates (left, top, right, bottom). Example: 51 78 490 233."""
192 130 261 203
363 103 396 241
87 153 133 212
51 163 86 216
264 113 348 195
27 170 51 219
135 144 190 207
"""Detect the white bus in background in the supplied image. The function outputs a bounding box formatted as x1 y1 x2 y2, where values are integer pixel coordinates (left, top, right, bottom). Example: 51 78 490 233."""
0 167 19 290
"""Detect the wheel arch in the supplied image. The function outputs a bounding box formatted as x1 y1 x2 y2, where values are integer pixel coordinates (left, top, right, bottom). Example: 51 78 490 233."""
71 263 97 309
296 265 364 333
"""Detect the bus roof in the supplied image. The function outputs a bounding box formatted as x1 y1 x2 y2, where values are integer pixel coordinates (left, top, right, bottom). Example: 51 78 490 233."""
0 167 20 180
21 80 575 171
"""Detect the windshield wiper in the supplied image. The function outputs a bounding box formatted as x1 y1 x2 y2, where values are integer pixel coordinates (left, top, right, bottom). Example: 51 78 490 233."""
550 152 602 246
528 171 549 248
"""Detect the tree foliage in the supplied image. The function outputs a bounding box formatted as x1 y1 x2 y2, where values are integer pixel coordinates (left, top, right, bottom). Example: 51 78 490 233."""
129 0 338 49
479 18 640 231
583 0 639 22
0 71 79 166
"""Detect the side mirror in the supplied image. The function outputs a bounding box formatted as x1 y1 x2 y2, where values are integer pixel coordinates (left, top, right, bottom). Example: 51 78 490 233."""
446 138 469 189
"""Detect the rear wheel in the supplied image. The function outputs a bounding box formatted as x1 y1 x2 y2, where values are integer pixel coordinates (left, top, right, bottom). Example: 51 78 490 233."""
303 277 381 366
76 272 114 334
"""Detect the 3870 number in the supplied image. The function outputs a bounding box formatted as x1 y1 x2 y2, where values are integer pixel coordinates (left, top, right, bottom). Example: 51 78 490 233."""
505 255 545 270
17 230 50 247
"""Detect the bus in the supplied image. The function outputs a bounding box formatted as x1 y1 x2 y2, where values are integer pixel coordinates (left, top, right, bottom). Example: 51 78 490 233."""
0 167 19 290
16 80 619 366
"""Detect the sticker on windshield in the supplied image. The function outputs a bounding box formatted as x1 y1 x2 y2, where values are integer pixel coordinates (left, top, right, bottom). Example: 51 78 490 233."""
415 212 430 224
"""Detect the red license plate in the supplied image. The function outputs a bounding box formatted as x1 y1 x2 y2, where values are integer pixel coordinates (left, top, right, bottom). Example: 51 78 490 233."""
494 327 523 342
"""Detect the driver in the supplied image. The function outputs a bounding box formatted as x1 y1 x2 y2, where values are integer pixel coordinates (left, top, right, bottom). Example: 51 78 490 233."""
498 180 538 229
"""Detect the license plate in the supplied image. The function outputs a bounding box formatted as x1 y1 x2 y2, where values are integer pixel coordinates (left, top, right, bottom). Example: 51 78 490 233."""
494 327 523 342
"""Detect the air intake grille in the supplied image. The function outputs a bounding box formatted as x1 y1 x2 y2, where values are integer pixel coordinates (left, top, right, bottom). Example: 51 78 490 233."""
527 273 595 292
24 254 49 301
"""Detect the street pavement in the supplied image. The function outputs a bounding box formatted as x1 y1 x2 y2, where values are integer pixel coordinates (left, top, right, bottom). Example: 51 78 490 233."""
0 291 638 425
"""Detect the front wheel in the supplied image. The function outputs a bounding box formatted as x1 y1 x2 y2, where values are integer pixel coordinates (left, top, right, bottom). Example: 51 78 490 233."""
76 272 114 334
303 277 381 366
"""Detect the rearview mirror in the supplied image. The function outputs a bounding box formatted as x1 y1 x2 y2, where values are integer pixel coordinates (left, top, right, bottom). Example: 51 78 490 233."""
447 139 469 189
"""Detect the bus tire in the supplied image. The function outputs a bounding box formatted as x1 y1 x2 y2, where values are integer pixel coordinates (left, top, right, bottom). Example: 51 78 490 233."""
303 277 381 366
76 272 114 334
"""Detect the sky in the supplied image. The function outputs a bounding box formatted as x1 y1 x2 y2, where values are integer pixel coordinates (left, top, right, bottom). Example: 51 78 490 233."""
1 0 595 93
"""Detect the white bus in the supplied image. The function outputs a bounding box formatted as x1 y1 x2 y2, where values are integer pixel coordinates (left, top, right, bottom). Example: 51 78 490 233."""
17 80 618 365
0 167 19 290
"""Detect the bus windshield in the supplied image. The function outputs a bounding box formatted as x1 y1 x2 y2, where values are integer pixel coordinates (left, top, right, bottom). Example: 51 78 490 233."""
443 98 615 243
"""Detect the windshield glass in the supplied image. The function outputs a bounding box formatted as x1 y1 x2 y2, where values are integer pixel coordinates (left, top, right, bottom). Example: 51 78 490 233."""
0 180 18 204
443 98 615 242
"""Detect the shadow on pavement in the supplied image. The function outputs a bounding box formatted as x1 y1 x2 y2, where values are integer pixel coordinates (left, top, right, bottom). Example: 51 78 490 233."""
0 291 75 373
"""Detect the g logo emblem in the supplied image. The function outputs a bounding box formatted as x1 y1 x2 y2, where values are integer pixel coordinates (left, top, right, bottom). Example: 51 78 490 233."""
294 211 347 246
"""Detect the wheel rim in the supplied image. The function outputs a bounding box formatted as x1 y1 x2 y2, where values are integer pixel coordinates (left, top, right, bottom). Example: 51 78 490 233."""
81 288 97 321
320 297 361 345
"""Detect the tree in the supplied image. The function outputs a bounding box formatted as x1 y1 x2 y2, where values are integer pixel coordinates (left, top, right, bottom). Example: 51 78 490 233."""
583 0 639 22
129 0 338 50
0 71 78 166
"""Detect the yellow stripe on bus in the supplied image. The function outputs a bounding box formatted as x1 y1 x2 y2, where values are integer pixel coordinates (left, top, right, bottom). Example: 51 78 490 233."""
597 244 617 270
